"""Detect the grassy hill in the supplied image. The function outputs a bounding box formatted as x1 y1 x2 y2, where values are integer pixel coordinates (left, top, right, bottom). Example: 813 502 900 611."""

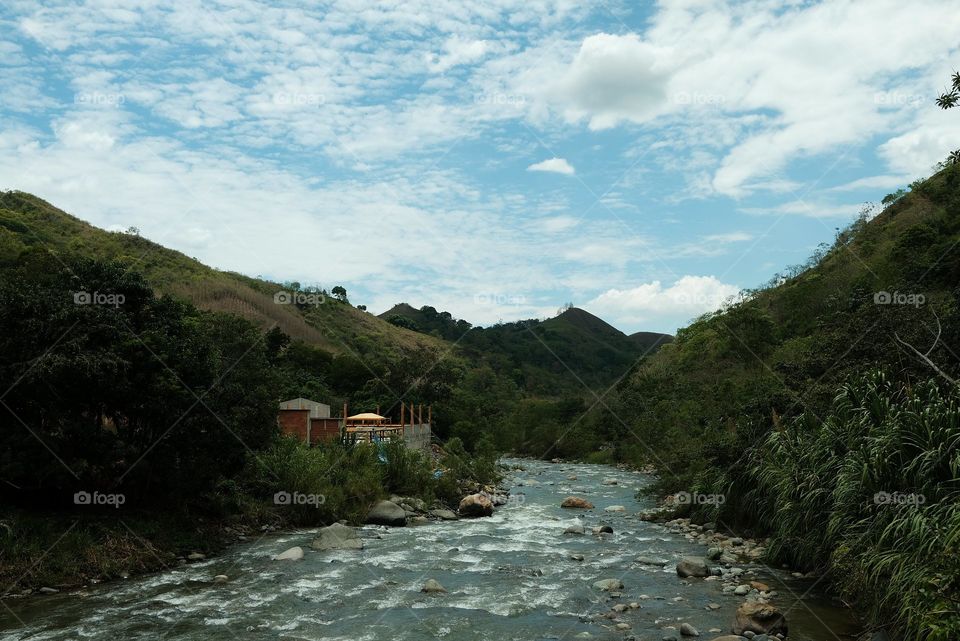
0 190 670 450
380 302 672 395
597 165 960 640
0 191 444 361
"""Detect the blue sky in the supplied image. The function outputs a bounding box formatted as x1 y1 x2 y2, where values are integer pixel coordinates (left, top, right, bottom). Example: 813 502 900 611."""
1 0 959 334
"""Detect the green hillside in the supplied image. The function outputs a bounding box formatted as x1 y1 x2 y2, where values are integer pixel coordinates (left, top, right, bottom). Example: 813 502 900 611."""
590 165 960 640
0 190 668 450
380 302 671 395
0 191 446 360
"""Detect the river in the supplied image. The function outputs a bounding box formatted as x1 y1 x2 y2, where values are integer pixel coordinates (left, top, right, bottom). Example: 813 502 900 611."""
1 459 859 640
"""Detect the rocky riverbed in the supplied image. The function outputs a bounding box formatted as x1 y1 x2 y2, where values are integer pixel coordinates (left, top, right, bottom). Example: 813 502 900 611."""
0 459 859 640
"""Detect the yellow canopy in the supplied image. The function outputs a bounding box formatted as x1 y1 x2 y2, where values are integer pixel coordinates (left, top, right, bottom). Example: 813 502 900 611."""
347 412 386 420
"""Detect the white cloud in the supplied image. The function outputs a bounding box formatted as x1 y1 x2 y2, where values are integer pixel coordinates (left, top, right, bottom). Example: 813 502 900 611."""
704 232 751 243
429 37 490 73
527 157 575 175
585 275 741 330
546 33 670 130
537 215 578 233
739 201 864 219
532 1 960 197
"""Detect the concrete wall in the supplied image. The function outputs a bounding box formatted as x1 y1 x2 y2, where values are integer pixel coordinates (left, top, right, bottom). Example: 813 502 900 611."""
403 423 432 452
279 398 330 418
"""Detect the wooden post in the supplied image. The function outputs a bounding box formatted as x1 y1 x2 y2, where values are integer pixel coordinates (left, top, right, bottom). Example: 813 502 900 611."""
400 402 405 428
376 404 380 416
428 405 432 424
418 404 422 426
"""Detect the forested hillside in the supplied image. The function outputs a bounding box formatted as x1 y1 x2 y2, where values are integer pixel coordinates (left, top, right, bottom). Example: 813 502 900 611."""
588 165 960 640
381 302 671 395
0 190 666 454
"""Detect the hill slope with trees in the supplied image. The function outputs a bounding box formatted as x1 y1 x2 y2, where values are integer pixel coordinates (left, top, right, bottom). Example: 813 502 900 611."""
584 165 960 640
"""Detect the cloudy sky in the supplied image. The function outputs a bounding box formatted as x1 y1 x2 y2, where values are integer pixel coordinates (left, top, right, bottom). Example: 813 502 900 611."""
1 0 959 333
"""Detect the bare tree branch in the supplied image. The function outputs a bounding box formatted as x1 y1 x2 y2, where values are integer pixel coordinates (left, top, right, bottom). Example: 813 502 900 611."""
894 313 957 386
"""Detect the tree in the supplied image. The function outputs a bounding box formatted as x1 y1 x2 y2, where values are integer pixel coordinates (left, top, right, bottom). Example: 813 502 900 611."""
936 71 960 164
0 252 277 508
331 285 348 303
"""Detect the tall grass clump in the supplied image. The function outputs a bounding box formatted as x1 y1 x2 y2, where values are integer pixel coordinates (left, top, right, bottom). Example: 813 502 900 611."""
241 437 384 525
240 436 502 526
749 373 960 641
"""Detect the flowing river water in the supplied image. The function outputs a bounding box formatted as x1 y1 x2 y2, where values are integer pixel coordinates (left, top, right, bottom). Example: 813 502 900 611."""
2 460 860 640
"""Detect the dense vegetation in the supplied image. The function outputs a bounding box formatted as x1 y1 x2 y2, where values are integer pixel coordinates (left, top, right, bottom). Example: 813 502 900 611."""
381 302 671 395
3 160 960 637
0 248 497 591
580 164 960 639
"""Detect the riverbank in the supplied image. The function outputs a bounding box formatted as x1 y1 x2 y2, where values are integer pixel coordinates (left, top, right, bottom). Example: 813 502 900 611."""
2 458 861 640
1 437 501 599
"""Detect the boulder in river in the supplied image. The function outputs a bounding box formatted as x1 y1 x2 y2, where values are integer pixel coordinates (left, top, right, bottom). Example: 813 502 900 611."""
604 505 626 512
637 555 668 566
564 522 585 535
421 579 447 593
458 493 494 517
732 602 788 635
592 578 624 591
213 575 229 583
365 500 407 526
272 546 304 561
597 525 614 534
680 622 700 636
429 508 459 520
676 556 712 578
310 523 364 551
561 496 594 509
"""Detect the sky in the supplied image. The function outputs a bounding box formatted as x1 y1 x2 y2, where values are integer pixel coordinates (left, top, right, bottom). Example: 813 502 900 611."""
1 0 959 334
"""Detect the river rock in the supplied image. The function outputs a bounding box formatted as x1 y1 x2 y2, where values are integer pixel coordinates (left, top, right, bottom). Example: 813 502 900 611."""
732 602 787 635
680 622 700 637
310 523 364 551
561 496 594 509
429 508 459 520
709 637 747 641
676 556 712 578
564 523 585 535
187 552 205 561
458 493 494 517
734 584 750 595
213 575 229 583
601 477 618 485
272 546 304 561
38 587 59 594
706 547 723 560
593 578 624 591
637 555 668 566
598 525 613 534
750 581 770 592
366 500 407 526
421 579 447 593
604 505 626 512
